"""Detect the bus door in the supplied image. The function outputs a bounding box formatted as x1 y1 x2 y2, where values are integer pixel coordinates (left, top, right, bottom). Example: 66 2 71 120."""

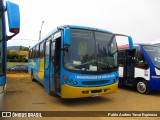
50 32 61 94
44 38 51 93
123 49 135 84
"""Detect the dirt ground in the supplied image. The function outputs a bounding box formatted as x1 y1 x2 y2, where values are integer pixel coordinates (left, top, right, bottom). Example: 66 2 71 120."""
1 73 160 120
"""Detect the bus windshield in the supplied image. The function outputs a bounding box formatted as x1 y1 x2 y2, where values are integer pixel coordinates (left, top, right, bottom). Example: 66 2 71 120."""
64 29 118 73
143 45 160 69
0 6 3 76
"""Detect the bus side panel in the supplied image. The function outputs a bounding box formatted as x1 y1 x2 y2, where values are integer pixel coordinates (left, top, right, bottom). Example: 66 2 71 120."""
134 68 150 80
148 78 160 90
148 66 160 90
37 58 45 84
149 68 160 90
44 56 50 93
28 58 44 85
29 59 38 80
49 61 55 94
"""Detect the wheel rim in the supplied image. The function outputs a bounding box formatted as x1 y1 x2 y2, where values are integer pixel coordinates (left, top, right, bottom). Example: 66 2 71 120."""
137 82 146 93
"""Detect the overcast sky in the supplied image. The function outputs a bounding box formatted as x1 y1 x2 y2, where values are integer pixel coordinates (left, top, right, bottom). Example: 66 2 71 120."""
6 0 160 47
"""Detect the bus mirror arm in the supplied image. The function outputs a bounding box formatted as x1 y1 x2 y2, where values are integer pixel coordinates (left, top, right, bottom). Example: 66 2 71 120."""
6 33 18 41
61 46 69 52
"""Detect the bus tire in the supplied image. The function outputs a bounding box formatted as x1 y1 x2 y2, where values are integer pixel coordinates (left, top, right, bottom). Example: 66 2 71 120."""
136 80 150 94
31 71 36 82
118 81 125 88
49 90 54 96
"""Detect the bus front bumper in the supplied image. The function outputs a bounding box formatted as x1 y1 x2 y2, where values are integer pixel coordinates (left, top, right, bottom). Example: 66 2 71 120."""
61 82 118 98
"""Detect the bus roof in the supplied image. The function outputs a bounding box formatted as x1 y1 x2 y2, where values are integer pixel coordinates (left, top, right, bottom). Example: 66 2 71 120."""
29 25 113 49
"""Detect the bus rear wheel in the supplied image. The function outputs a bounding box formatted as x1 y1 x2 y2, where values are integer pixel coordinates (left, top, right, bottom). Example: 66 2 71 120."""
31 71 36 82
136 80 150 94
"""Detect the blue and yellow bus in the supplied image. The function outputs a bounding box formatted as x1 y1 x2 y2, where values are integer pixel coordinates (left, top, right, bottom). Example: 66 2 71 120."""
0 0 20 110
28 25 133 98
118 44 160 94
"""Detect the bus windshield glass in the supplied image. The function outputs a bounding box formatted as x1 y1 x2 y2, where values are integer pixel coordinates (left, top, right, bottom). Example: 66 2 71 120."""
143 45 160 69
0 6 3 76
64 29 118 73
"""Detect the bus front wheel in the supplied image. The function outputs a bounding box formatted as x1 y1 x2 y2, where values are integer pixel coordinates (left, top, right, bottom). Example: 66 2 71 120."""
136 80 150 94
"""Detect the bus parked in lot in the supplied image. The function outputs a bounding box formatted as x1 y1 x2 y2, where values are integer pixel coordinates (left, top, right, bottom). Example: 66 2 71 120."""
0 0 20 110
118 44 160 94
28 25 133 98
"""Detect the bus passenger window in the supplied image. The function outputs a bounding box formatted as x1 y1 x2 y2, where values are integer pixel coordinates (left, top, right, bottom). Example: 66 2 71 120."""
51 41 55 64
45 40 50 69
40 42 44 58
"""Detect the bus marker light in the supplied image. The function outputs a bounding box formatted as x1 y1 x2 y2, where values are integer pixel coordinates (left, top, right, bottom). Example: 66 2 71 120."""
11 29 19 33
63 75 68 79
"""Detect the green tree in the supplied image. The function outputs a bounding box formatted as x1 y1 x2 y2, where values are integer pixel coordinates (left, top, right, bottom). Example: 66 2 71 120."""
18 54 26 62
23 47 29 51
19 45 23 51
7 49 10 56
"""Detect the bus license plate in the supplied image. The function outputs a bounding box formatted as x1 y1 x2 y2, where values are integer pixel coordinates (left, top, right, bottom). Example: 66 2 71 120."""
92 93 99 97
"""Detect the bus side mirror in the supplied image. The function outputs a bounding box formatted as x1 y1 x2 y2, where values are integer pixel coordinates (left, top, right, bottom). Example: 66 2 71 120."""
6 1 20 40
63 28 70 47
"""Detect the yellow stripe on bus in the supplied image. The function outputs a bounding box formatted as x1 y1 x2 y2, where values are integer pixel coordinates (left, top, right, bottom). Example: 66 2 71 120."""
38 58 44 79
61 82 118 98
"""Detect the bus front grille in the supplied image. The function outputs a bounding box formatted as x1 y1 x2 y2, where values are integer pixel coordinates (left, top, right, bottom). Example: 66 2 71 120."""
81 80 110 85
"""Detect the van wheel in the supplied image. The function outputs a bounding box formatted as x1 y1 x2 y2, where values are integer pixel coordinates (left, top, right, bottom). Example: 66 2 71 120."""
136 80 150 94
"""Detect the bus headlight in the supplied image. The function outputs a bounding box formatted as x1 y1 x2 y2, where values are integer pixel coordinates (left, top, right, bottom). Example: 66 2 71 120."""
74 81 78 85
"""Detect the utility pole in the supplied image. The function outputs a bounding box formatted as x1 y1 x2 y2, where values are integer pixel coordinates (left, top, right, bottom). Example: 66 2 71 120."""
39 21 45 40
